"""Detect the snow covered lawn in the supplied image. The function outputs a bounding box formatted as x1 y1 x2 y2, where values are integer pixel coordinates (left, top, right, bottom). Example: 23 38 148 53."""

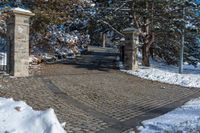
0 97 65 133
138 97 200 133
121 61 200 88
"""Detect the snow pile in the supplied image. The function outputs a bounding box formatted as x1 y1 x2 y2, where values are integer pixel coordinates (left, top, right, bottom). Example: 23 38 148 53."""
0 97 66 133
138 98 200 133
121 60 200 88
0 52 7 65
29 55 42 65
80 0 95 7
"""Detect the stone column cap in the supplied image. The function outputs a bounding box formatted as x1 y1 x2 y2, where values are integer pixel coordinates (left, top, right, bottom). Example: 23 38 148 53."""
11 7 35 16
122 27 139 34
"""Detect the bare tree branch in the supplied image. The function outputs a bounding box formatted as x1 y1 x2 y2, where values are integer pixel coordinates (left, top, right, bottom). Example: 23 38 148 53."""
98 20 125 37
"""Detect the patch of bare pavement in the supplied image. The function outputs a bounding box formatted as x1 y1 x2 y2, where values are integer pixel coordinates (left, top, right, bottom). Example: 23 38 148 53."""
0 46 200 133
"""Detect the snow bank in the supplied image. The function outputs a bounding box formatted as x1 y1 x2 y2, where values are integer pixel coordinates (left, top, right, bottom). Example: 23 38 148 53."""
138 98 200 133
0 98 66 133
121 61 200 88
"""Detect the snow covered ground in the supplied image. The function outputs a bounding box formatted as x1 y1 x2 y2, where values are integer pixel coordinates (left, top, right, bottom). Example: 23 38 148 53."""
138 97 200 133
120 59 200 88
0 97 65 133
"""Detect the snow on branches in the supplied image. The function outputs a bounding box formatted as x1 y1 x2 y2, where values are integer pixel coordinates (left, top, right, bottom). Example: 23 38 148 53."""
30 24 90 64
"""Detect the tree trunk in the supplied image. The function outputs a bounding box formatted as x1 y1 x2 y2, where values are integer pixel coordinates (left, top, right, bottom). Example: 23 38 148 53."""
142 43 150 66
142 33 155 66
149 45 154 59
132 1 155 67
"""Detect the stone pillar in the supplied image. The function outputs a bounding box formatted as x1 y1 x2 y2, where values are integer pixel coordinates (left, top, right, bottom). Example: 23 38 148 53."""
123 28 139 71
7 8 34 77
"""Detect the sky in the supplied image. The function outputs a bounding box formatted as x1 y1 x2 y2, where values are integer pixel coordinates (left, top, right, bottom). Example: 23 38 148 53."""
195 0 200 17
196 0 200 4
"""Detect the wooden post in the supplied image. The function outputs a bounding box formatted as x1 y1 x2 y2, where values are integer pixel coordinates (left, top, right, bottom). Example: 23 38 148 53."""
132 34 139 70
102 33 106 48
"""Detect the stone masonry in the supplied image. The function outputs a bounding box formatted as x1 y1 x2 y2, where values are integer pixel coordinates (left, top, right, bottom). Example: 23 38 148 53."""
122 28 139 71
7 8 34 77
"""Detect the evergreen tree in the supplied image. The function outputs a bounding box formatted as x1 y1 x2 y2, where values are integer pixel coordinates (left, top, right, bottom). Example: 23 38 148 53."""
92 0 200 66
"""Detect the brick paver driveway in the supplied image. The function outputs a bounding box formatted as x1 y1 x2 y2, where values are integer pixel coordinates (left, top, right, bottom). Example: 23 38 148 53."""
0 46 200 133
